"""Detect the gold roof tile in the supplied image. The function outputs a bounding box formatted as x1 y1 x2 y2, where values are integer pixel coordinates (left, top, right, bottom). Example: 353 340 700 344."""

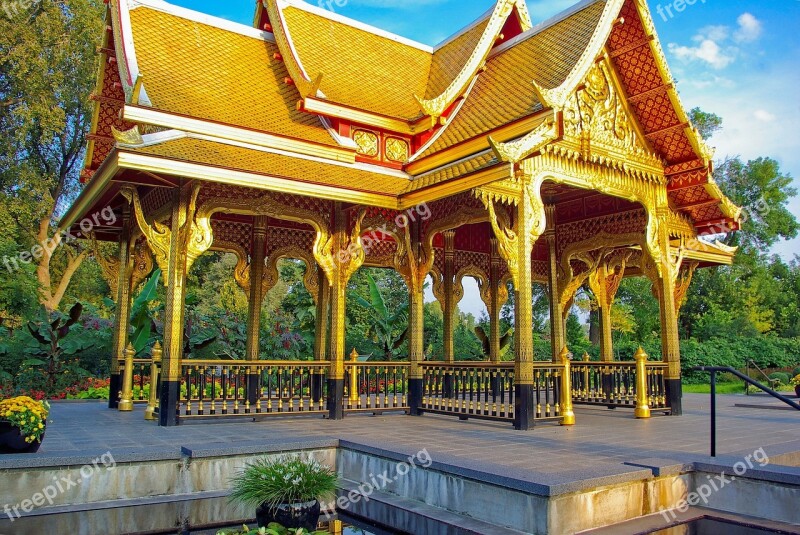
128 137 410 196
406 151 498 193
426 18 490 100
128 6 337 147
418 1 605 159
281 5 432 121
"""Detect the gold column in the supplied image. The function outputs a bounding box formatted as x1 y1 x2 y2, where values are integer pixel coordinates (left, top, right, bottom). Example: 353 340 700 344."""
109 206 132 409
394 217 433 415
648 212 683 415
589 262 613 362
544 204 565 363
442 230 456 363
484 170 546 430
122 183 213 426
317 203 366 420
245 216 268 361
489 238 502 363
314 266 330 362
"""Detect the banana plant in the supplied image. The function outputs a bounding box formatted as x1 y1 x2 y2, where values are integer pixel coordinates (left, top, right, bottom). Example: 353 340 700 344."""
352 273 408 361
25 302 92 391
474 325 513 361
129 268 161 355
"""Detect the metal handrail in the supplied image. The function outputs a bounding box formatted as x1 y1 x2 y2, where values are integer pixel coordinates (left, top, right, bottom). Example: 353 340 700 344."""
691 366 800 457
744 359 780 395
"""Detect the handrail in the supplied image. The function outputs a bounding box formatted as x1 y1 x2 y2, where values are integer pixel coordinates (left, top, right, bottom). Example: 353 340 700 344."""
691 366 800 457
745 359 780 395
181 359 330 366
570 361 668 367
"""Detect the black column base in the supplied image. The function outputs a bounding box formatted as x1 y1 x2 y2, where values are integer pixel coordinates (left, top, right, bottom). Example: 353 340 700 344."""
247 373 260 405
514 383 535 430
602 373 614 405
311 373 323 403
490 375 501 398
327 378 344 420
108 373 121 409
408 378 423 416
443 374 455 398
666 378 683 416
158 380 180 426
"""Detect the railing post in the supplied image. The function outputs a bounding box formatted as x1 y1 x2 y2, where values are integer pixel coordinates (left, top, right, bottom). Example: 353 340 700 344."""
560 347 575 426
119 343 135 412
634 347 651 419
349 348 359 404
582 352 590 399
145 342 162 420
247 366 259 406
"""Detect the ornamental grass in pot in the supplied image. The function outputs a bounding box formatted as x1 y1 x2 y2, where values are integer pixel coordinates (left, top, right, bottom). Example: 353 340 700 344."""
229 456 337 531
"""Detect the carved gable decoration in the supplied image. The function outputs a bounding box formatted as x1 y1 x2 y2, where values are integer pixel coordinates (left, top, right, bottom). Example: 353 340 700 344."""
563 60 658 167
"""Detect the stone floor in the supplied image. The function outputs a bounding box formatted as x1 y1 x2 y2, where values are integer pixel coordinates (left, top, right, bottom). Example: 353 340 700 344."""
21 393 799 475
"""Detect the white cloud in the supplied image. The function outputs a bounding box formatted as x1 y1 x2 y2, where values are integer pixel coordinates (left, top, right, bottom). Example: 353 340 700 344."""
667 13 763 70
753 109 776 123
734 13 762 43
669 39 735 70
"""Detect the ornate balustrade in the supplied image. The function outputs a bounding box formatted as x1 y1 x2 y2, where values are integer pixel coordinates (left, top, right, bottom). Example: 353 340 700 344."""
343 361 409 413
570 357 669 413
418 362 565 423
116 358 153 403
178 360 329 418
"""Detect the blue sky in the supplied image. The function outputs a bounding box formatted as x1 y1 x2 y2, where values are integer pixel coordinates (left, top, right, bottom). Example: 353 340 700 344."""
168 0 800 317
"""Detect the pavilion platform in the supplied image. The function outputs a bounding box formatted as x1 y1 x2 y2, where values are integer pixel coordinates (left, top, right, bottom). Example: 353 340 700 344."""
14 393 800 469
1 394 798 534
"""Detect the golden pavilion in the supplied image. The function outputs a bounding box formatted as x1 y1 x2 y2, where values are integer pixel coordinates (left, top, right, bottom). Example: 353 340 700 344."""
61 0 740 428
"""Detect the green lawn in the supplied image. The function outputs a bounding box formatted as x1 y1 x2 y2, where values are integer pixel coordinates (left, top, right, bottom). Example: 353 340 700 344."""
683 383 796 394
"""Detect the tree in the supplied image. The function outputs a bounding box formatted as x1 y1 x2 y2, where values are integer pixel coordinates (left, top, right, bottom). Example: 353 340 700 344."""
689 108 723 141
714 157 798 258
0 0 105 312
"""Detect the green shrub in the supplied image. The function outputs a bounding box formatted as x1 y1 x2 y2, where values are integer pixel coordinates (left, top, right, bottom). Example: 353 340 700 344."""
768 372 791 386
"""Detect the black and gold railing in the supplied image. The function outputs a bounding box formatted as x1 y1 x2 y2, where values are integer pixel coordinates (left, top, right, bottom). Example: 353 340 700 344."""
343 352 409 413
418 362 566 423
570 348 669 415
178 360 329 418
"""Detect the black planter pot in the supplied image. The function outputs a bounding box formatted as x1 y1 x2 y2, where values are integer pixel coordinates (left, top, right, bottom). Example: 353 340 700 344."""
795 385 800 399
256 499 321 531
0 419 45 454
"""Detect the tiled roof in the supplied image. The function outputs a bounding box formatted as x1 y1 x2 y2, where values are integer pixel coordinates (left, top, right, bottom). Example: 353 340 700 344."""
406 151 499 193
418 0 605 158
280 4 433 120
128 6 337 147
127 137 411 196
425 17 490 100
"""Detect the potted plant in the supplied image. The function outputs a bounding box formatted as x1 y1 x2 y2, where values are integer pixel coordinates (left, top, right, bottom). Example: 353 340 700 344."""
217 522 329 535
0 396 49 453
790 374 800 398
229 456 337 531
